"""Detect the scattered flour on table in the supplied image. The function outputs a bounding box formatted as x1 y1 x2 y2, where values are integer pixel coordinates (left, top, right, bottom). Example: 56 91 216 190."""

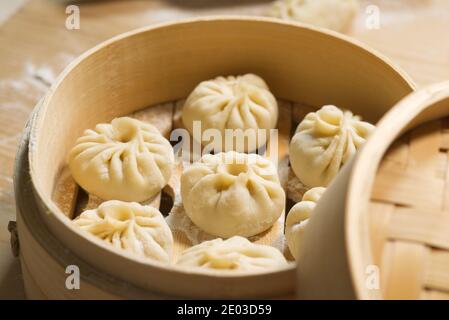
25 63 56 88
0 53 75 101
0 62 55 152
0 54 76 153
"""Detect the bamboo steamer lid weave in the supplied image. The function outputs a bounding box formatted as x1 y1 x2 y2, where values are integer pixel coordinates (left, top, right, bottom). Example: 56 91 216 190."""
298 81 449 300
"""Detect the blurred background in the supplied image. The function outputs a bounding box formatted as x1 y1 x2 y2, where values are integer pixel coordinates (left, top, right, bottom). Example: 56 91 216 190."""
0 0 449 299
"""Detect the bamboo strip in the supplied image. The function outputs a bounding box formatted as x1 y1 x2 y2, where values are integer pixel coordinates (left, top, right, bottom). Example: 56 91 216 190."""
381 241 429 300
368 201 394 267
387 207 449 250
383 135 410 168
436 151 447 180
424 250 449 292
372 164 444 209
407 121 442 177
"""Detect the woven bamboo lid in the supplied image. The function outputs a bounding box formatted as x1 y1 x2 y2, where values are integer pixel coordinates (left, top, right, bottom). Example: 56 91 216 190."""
298 81 449 300
368 85 449 299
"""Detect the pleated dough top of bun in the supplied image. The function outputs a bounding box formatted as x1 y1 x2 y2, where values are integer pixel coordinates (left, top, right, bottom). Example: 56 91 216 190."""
268 0 359 32
176 236 288 272
181 151 285 238
74 200 173 263
285 187 325 259
182 74 278 152
289 105 375 187
69 117 174 202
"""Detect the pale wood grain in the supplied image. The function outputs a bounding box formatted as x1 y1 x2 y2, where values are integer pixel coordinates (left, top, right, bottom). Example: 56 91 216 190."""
368 201 393 267
373 163 445 209
407 120 442 176
387 207 449 250
381 241 429 300
424 250 449 292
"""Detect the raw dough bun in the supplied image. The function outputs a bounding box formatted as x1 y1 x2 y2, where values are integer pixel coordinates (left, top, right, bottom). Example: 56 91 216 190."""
74 200 173 263
289 105 375 187
181 151 285 238
182 74 278 152
268 0 359 32
69 117 174 202
285 187 325 259
176 236 288 271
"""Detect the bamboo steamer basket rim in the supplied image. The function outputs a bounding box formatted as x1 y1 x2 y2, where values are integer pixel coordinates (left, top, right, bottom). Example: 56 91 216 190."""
24 16 415 297
346 81 449 299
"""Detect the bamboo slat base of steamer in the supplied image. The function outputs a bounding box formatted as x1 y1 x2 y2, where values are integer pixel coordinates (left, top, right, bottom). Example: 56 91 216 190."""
52 99 316 264
370 119 449 300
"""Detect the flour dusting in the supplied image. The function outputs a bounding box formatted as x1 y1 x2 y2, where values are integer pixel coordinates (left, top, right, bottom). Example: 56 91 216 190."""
0 53 75 102
0 53 76 156
25 63 56 88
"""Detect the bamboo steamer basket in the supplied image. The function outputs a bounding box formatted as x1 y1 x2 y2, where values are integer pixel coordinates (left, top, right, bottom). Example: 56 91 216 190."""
298 82 449 300
15 17 415 299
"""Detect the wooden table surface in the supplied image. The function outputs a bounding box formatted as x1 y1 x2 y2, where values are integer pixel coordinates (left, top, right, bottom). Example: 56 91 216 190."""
1 0 449 299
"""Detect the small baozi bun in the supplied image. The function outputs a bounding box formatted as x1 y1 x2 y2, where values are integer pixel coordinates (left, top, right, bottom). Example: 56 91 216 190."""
181 151 285 238
285 187 325 259
182 74 278 152
268 0 359 32
289 105 375 187
74 200 173 263
176 236 288 271
69 117 174 202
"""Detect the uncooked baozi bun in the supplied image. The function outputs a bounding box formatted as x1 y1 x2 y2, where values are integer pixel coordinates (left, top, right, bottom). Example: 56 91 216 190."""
289 105 375 187
176 236 288 271
69 117 174 202
285 187 325 259
268 0 359 32
182 74 278 152
74 200 173 262
181 151 285 238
